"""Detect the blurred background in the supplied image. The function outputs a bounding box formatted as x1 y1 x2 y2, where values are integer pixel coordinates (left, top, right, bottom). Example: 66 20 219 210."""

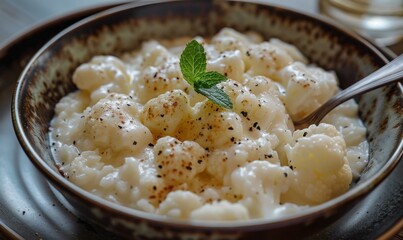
0 0 116 43
1 0 316 44
0 0 402 53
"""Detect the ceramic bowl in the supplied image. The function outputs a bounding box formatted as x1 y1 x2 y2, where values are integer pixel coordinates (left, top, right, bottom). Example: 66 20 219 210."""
12 0 402 239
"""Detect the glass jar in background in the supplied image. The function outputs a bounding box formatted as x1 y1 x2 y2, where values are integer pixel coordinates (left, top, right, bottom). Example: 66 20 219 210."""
320 0 403 48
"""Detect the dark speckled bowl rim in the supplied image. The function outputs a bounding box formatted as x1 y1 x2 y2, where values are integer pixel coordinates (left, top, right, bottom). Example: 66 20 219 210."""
12 0 403 231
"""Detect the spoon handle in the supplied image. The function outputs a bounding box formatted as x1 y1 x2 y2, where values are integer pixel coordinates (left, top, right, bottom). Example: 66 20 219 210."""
295 55 403 127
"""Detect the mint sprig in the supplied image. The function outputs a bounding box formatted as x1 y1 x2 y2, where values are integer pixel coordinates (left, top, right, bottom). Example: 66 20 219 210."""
180 40 233 109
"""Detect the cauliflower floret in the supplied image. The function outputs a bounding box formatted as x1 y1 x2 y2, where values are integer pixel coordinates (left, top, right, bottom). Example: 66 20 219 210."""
243 75 275 95
135 63 188 104
115 156 164 208
231 78 291 133
282 124 352 205
154 137 207 186
158 191 203 219
181 100 243 149
68 151 141 208
218 77 291 137
269 38 308 64
82 93 152 154
117 157 141 188
134 41 188 104
73 56 130 103
204 150 231 184
210 28 263 70
54 91 90 115
278 62 338 119
98 157 153 206
231 161 293 218
323 100 367 147
190 200 249 221
64 150 113 190
212 27 256 54
204 134 280 186
52 92 89 144
140 40 171 67
346 141 369 178
246 42 294 78
136 165 166 207
322 100 368 178
141 90 192 138
206 50 245 82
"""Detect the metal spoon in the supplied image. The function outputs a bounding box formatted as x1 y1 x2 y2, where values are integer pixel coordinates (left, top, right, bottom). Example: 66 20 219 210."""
293 54 403 129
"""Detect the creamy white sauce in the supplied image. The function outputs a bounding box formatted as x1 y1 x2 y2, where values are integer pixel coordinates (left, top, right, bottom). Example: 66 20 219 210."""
50 28 368 221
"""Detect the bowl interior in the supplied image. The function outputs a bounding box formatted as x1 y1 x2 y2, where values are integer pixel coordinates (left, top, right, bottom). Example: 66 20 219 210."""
13 0 402 229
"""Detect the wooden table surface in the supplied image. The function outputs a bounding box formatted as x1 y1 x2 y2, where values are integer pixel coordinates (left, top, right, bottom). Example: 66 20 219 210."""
0 0 401 239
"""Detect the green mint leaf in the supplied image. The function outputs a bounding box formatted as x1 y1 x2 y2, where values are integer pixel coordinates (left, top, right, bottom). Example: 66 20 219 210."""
196 71 227 88
196 85 233 109
179 40 206 85
179 40 233 109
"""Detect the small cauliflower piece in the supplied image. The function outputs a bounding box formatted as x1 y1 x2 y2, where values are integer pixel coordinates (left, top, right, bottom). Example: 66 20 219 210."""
207 50 245 82
136 165 166 207
322 100 368 178
346 142 369 178
243 75 274 95
135 62 188 104
278 62 338 119
141 90 192 138
134 41 188 104
158 191 203 219
246 42 294 78
210 28 260 70
64 150 113 190
230 77 291 133
212 28 255 54
282 124 352 205
269 38 308 64
118 157 141 188
231 161 293 218
154 137 207 186
204 135 280 184
140 40 171 67
205 150 231 183
182 101 243 149
54 91 90 115
323 100 367 147
190 200 249 221
73 56 130 99
52 92 89 144
83 93 152 153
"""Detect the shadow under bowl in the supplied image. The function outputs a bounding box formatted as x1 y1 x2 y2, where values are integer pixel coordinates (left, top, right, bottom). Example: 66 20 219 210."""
12 0 403 239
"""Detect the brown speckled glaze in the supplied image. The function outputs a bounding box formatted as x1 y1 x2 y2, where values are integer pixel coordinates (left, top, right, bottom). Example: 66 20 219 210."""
12 0 402 239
